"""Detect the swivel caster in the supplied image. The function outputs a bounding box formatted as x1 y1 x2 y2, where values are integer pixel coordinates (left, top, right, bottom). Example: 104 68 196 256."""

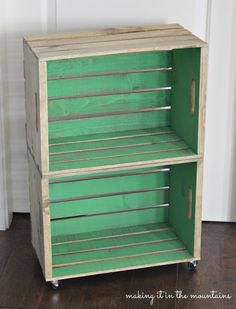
188 260 198 271
50 280 61 290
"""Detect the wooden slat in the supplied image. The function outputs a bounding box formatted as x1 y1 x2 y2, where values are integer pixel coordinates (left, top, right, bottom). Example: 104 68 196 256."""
50 187 169 204
52 228 175 255
50 255 193 280
49 138 191 169
47 70 171 99
48 87 171 101
48 109 170 139
51 207 169 236
24 24 183 42
36 35 206 61
49 167 170 184
49 167 169 199
32 28 191 51
49 132 176 155
48 92 170 120
52 239 185 267
48 67 172 81
49 127 173 146
48 106 171 122
51 222 170 245
45 155 202 179
47 50 171 79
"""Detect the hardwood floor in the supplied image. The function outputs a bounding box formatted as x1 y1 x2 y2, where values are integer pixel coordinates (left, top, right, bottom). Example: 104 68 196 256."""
0 214 235 309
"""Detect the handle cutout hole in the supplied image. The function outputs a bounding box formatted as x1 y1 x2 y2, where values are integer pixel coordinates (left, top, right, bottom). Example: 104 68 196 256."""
188 188 193 220
191 79 195 114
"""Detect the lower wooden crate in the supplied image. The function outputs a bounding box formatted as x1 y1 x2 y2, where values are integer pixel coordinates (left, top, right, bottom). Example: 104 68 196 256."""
27 150 202 281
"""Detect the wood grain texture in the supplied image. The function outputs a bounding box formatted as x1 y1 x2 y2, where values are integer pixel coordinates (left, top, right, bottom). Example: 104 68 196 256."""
24 24 206 61
38 61 49 174
24 24 184 41
27 151 52 279
23 41 42 172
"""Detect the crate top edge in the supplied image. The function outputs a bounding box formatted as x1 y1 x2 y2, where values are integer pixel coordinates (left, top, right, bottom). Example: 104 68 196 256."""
23 23 207 61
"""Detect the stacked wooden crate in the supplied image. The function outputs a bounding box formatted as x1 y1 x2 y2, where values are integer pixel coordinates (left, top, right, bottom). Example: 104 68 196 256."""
23 24 207 284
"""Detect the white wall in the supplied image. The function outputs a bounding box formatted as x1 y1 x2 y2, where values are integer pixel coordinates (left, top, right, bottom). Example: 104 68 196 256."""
203 0 236 221
0 0 235 226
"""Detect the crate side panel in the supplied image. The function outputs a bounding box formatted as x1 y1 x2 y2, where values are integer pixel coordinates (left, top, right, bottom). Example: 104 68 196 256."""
171 48 201 153
169 163 197 256
23 42 42 170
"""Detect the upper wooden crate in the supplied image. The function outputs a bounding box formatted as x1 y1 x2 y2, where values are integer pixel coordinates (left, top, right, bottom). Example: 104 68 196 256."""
23 24 207 178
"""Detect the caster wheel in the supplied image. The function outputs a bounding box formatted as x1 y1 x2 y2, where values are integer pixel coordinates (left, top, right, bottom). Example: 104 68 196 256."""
50 280 61 290
188 260 198 271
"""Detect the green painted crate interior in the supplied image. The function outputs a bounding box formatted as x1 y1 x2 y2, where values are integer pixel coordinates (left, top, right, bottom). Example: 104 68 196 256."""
49 163 196 278
47 49 200 172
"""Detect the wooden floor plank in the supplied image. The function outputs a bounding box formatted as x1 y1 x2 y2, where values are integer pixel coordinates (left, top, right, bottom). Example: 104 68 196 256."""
176 223 230 309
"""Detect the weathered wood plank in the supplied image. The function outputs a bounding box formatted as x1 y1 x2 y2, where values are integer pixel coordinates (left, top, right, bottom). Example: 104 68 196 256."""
24 24 183 42
32 28 191 51
36 35 206 61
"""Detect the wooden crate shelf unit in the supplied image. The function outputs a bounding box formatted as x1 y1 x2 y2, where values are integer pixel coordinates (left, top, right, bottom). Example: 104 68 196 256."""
23 23 207 284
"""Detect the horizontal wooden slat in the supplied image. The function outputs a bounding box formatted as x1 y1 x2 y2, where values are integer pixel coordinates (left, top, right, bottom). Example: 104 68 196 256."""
49 167 170 184
49 167 168 199
49 141 185 164
50 196 168 220
41 35 194 55
49 166 169 220
48 110 170 139
50 187 169 204
25 24 183 42
49 149 196 172
51 203 169 221
51 222 170 245
48 67 172 81
36 35 206 61
52 239 184 267
47 70 171 99
52 229 176 256
49 131 175 155
48 87 171 101
48 106 171 122
49 127 173 146
32 28 190 49
48 91 170 120
51 207 168 236
52 249 191 278
47 51 171 79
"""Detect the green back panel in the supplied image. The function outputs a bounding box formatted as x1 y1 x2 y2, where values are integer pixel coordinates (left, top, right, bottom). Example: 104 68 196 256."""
48 110 170 138
49 169 169 200
47 51 172 140
171 48 201 153
47 51 171 78
169 163 197 255
47 71 171 98
49 168 170 236
51 208 168 237
48 91 170 119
